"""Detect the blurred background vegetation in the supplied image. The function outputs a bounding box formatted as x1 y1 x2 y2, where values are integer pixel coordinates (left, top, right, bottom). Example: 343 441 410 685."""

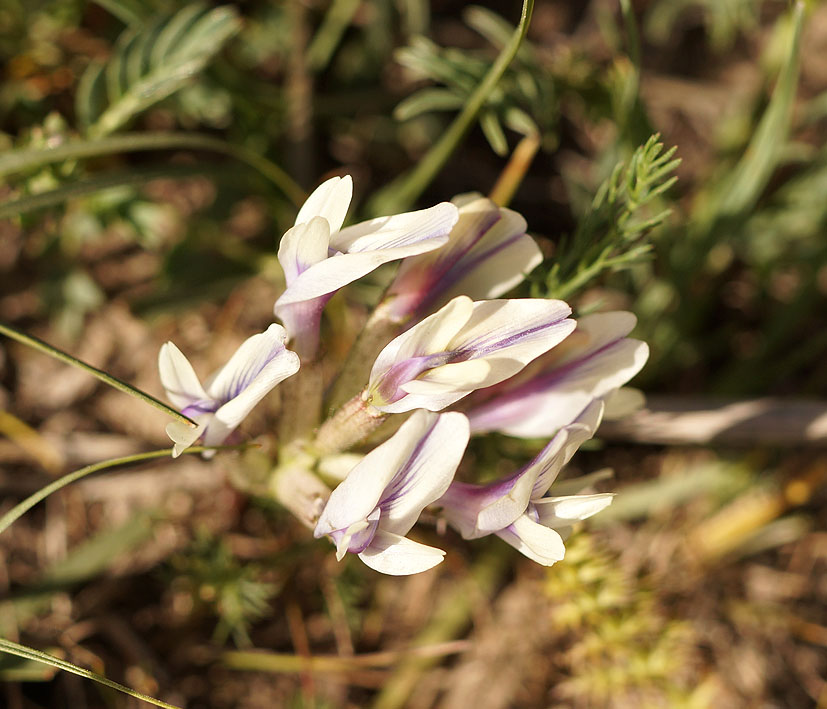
0 0 826 706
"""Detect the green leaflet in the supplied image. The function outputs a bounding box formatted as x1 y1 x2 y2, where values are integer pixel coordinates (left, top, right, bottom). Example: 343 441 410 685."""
77 3 242 137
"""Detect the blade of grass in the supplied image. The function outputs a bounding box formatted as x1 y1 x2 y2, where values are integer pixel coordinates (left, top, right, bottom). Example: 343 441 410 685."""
223 641 470 673
306 0 362 72
0 322 196 427
0 410 63 473
0 132 305 207
0 445 247 537
0 639 181 709
0 165 207 219
706 1 804 220
4 513 158 631
366 0 535 215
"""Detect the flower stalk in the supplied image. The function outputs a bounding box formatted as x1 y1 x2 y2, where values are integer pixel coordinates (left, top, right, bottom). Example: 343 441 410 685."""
313 394 388 456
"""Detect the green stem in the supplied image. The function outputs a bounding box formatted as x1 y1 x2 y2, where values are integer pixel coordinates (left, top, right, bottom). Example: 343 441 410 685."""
0 165 205 219
0 638 181 709
0 132 305 207
326 299 401 412
0 322 195 427
0 447 219 536
366 0 535 216
306 0 362 72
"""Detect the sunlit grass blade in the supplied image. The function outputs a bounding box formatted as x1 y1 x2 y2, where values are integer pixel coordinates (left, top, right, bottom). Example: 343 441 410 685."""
0 445 247 537
0 132 305 207
0 322 195 427
366 0 535 215
0 639 181 709
0 410 63 473
488 132 540 207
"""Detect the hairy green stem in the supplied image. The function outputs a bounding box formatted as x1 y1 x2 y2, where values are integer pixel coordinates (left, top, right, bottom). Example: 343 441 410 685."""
313 395 387 456
326 300 402 412
270 462 331 530
278 360 325 444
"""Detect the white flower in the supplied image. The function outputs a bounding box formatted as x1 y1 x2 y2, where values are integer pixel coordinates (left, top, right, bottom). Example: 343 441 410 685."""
314 410 470 575
365 295 575 414
439 400 612 565
274 175 459 355
383 194 543 323
465 311 649 438
159 324 300 457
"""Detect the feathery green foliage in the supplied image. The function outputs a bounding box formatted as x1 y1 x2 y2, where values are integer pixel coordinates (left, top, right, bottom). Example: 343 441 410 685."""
394 6 555 156
538 134 680 301
169 532 279 646
77 3 241 137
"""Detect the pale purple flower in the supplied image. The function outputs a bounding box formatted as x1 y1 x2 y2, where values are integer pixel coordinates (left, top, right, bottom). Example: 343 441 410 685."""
365 295 575 414
383 194 543 324
159 324 300 457
274 175 458 356
314 410 469 575
465 311 649 438
438 400 611 566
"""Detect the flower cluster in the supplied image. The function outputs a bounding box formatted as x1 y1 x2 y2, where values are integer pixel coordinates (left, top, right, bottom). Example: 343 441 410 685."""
159 176 648 575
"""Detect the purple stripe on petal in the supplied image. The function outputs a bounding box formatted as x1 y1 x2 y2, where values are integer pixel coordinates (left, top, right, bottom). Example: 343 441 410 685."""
224 342 288 400
474 334 632 412
182 400 219 417
380 417 440 511
374 352 455 404
414 222 524 319
459 316 571 359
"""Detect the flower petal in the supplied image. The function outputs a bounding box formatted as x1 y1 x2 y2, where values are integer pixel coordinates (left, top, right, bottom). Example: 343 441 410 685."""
378 410 469 537
206 324 299 403
165 419 206 458
294 175 352 233
431 201 541 301
275 240 448 306
373 296 474 376
603 387 646 419
273 296 327 352
466 314 647 438
473 469 538 534
496 513 566 566
530 399 604 497
454 299 574 379
534 493 614 528
158 342 210 410
553 311 639 365
314 413 427 538
358 530 446 575
277 217 331 284
443 228 542 303
369 298 575 414
331 202 458 253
